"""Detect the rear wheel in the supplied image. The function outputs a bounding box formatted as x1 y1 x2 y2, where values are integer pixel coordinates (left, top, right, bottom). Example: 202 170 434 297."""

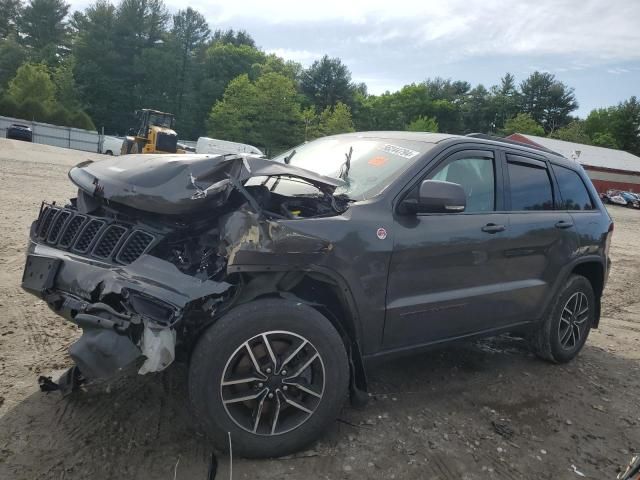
531 275 594 363
189 298 349 458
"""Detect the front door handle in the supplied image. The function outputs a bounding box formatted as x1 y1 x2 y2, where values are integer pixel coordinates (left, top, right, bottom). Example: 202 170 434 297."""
555 220 574 229
481 223 506 234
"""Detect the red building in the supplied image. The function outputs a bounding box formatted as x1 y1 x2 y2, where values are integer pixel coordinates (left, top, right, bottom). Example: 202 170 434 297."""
506 133 640 193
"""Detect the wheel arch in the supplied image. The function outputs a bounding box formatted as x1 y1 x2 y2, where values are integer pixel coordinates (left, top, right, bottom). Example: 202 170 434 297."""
570 259 605 328
227 266 368 402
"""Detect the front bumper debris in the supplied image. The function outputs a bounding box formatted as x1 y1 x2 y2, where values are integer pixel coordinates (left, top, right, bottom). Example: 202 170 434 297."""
22 240 231 381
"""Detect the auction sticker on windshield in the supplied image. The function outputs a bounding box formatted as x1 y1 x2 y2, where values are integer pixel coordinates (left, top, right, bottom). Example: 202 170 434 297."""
381 144 420 159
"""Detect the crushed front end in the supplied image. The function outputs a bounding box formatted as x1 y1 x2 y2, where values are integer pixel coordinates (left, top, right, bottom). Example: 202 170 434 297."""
22 153 346 387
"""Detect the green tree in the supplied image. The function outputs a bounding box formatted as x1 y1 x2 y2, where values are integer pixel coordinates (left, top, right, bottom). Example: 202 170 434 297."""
252 54 301 82
195 42 265 136
19 0 70 64
490 72 519 130
45 104 70 125
611 97 640 156
17 97 47 120
0 0 22 38
519 71 578 133
207 74 257 142
208 72 303 153
591 132 619 149
171 7 209 118
304 101 355 139
585 98 640 155
424 77 471 101
462 84 492 133
549 120 591 144
72 0 124 132
301 55 356 111
68 110 95 129
0 95 20 117
52 57 82 109
211 29 255 47
407 115 439 132
0 35 27 87
318 102 354 136
252 72 303 152
500 113 545 136
7 62 56 106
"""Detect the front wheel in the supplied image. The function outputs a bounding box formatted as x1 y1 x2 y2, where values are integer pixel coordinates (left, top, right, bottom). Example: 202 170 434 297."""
530 275 595 363
188 298 349 458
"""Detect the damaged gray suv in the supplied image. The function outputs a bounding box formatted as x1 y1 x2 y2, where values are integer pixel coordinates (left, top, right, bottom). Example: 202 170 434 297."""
22 132 612 458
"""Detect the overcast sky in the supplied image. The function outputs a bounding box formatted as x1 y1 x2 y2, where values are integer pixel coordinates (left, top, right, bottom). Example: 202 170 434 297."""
73 0 640 117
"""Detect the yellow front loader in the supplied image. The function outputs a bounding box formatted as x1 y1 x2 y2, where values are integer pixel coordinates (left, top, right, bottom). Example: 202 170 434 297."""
121 109 186 155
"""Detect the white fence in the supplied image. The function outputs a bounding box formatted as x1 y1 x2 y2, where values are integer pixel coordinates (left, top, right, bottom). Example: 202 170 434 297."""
0 115 101 153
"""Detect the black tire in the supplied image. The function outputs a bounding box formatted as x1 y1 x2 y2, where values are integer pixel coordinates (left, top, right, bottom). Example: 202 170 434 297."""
105 150 113 156
188 298 349 458
531 275 595 363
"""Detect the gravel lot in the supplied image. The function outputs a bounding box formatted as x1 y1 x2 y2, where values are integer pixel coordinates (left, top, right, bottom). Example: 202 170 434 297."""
1 138 639 480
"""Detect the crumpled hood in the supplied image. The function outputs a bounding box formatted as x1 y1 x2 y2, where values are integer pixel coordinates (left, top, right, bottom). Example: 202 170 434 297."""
68 153 345 215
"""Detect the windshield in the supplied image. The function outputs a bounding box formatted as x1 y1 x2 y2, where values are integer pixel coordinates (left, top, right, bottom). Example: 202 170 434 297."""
271 136 435 200
148 112 173 129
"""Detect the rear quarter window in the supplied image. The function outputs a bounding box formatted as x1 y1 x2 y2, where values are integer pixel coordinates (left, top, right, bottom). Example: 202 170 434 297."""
552 165 595 210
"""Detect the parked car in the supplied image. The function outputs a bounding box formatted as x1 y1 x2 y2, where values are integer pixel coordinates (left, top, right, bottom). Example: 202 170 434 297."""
196 136 263 156
6 123 33 142
620 191 640 209
101 135 124 155
22 132 613 458
601 189 628 206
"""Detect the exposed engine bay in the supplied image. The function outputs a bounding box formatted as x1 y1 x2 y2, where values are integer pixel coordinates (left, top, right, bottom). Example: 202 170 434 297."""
23 153 349 388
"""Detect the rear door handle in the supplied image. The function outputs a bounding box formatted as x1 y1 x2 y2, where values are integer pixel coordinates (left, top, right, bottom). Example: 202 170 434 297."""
555 220 574 229
481 223 506 234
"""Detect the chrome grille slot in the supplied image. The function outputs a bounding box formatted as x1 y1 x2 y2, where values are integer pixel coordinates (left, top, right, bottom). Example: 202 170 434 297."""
73 219 105 253
59 215 86 248
93 225 127 259
116 230 155 264
47 210 71 243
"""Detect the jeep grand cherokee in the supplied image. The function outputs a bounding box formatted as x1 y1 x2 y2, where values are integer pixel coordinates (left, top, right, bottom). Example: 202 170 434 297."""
22 132 613 458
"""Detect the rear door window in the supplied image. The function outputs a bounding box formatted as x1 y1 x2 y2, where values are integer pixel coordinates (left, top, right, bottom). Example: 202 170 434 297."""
507 159 554 211
552 165 595 210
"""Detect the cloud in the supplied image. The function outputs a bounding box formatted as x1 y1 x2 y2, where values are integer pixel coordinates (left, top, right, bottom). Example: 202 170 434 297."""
265 48 321 65
172 0 640 63
606 67 631 74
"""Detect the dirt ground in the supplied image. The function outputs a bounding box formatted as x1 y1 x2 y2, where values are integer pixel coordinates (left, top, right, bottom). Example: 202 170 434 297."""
0 138 639 480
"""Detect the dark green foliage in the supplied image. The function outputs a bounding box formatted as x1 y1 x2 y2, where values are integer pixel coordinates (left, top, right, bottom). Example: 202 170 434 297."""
18 98 48 120
500 113 545 136
519 71 578 133
584 97 640 155
211 29 255 47
0 35 27 87
208 73 304 154
68 110 95 129
19 0 70 64
301 55 356 111
0 95 20 117
45 104 70 125
0 0 22 38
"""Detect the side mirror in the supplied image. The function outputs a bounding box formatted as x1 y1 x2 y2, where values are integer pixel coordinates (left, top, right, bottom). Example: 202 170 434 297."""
403 180 466 214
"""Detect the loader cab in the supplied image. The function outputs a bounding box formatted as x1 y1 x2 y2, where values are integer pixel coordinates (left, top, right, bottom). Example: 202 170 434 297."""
121 109 180 155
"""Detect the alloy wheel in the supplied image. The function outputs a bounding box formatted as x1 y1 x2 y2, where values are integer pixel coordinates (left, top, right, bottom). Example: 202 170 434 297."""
220 330 325 436
558 291 589 350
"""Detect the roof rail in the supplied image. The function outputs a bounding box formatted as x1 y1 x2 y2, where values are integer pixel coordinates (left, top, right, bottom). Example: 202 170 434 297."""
465 133 564 157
